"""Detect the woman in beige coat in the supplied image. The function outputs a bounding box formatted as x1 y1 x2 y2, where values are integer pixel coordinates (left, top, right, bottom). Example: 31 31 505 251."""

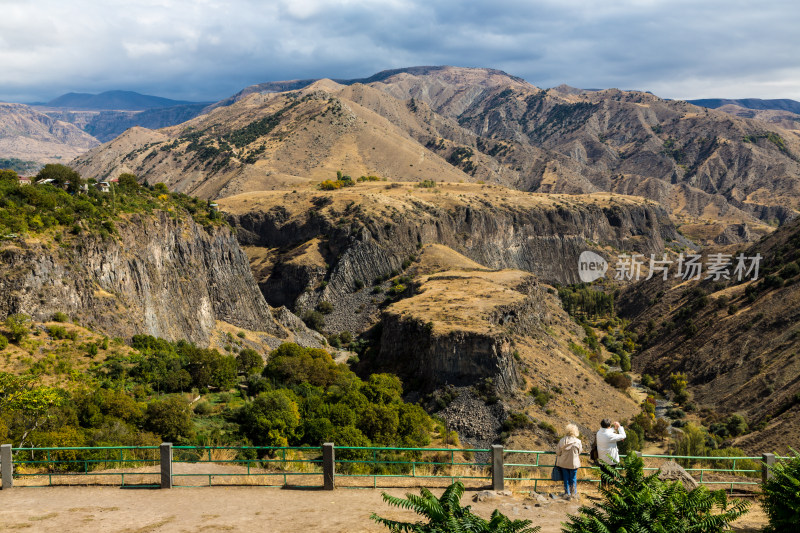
555 423 582 499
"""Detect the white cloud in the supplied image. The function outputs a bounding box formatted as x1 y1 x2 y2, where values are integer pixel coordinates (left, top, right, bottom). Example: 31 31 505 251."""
0 0 798 102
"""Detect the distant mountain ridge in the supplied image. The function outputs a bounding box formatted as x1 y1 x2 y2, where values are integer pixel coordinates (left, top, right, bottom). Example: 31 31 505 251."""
688 97 800 114
44 90 202 111
72 66 800 236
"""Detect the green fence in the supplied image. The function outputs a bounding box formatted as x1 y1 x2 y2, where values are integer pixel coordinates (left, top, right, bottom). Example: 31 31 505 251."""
10 446 160 487
333 446 491 489
1 443 773 492
502 450 763 494
170 445 323 488
504 449 600 493
639 453 762 492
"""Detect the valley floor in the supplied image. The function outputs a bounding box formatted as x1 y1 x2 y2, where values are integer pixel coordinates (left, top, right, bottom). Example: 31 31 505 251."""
0 485 766 532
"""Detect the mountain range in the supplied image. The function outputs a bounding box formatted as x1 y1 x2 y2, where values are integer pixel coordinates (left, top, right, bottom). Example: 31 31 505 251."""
39 90 201 110
5 66 800 453
68 66 800 246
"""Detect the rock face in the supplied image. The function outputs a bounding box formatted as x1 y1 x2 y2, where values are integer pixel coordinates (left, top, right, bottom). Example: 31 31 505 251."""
221 184 683 333
379 314 521 393
43 104 210 142
375 270 548 393
658 460 699 490
0 212 314 346
0 102 99 164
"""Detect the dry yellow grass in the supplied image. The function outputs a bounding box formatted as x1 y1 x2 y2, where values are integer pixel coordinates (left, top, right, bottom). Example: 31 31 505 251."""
218 182 656 219
386 269 531 335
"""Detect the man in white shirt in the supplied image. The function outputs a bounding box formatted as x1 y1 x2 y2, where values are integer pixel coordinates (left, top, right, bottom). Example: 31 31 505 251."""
596 418 626 465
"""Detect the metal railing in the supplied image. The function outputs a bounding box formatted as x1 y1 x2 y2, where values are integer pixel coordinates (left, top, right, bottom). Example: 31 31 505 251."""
333 446 491 489
170 445 323 488
9 446 160 487
0 443 777 492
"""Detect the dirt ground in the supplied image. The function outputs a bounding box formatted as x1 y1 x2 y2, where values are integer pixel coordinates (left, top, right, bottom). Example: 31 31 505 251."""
0 485 767 533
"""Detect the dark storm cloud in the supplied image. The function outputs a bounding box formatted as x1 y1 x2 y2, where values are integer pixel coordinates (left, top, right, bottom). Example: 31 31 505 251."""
0 0 798 103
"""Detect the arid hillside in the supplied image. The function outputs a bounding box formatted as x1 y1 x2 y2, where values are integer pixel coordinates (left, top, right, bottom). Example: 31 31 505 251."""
365 69 800 226
72 81 479 197
218 181 681 335
0 102 99 165
374 266 639 448
620 218 800 453
70 66 800 241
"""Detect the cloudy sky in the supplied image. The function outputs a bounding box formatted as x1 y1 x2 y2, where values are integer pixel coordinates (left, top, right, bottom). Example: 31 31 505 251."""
1 0 798 103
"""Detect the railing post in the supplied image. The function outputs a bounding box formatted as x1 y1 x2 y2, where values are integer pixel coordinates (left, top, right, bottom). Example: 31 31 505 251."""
160 443 173 489
491 445 504 491
762 453 776 484
1 444 12 489
323 442 335 490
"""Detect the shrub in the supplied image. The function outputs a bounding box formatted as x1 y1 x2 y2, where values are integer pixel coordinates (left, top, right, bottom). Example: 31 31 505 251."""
236 348 263 375
4 313 30 344
144 395 193 442
47 325 68 339
604 371 632 390
665 408 685 419
502 412 534 432
781 262 800 279
562 453 749 533
416 179 436 188
762 449 800 533
51 312 69 322
302 310 325 331
641 374 658 389
0 335 7 350
316 301 334 314
371 481 539 533
529 386 551 407
194 401 213 416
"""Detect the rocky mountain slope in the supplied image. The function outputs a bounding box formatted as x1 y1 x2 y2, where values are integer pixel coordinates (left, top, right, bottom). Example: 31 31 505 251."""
0 209 322 349
371 70 800 224
709 104 800 133
42 103 211 142
218 182 681 335
688 98 800 115
70 67 800 242
373 266 639 448
619 218 800 453
72 81 486 195
0 103 99 165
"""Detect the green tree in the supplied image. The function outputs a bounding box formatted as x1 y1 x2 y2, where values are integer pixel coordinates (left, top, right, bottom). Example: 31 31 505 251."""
0 169 18 182
0 372 66 446
562 454 749 533
239 389 301 447
117 173 139 190
36 164 84 192
144 395 193 442
363 373 403 404
236 348 263 375
726 414 748 437
671 422 709 461
4 313 30 343
372 481 539 533
762 449 800 533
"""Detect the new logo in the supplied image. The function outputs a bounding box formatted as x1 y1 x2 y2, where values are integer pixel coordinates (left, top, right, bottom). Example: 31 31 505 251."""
578 251 608 283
